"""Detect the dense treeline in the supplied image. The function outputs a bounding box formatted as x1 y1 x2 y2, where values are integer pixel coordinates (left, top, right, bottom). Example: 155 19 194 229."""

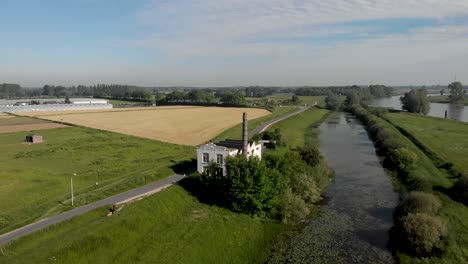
322 84 394 111
0 83 153 101
181 146 332 224
161 90 245 105
2 83 394 100
347 103 450 258
296 84 393 98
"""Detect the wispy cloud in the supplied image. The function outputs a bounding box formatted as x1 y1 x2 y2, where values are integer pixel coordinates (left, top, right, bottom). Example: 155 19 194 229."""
3 0 468 86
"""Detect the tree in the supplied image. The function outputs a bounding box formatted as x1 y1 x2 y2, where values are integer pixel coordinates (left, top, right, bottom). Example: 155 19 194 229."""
344 91 361 107
291 95 299 104
325 91 341 110
400 89 430 114
369 84 393 98
224 155 286 217
448 81 466 103
299 145 322 167
221 92 245 105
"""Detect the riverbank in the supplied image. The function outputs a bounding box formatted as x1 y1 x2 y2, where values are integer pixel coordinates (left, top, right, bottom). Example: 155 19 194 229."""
349 105 468 264
428 95 468 106
269 112 398 263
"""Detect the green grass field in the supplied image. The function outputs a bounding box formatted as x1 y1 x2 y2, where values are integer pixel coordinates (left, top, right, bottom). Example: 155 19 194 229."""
386 113 468 174
267 107 330 148
428 95 468 105
0 186 283 264
0 105 334 263
211 106 298 142
368 113 468 263
0 126 193 234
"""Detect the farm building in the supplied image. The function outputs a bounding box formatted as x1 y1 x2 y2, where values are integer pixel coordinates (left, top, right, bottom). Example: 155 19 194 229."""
25 134 43 144
196 113 264 173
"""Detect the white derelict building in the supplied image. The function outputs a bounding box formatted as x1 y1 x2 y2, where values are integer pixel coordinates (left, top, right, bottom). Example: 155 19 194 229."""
196 113 264 173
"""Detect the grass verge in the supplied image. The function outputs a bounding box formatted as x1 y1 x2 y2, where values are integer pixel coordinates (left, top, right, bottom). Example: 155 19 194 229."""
350 106 468 263
211 106 299 142
0 126 193 234
0 186 283 264
386 113 468 175
267 107 330 148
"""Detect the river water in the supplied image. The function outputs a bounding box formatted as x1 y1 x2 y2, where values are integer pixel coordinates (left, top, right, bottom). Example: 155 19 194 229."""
270 113 398 263
371 96 468 122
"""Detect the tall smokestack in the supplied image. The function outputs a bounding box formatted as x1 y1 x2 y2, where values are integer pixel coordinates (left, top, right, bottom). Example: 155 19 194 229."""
243 112 248 158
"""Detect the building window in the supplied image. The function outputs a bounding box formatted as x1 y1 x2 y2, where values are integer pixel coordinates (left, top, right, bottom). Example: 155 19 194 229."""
217 154 223 165
203 153 209 163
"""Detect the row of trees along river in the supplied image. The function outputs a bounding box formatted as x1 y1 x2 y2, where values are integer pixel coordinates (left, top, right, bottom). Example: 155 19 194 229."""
268 113 399 263
270 83 466 262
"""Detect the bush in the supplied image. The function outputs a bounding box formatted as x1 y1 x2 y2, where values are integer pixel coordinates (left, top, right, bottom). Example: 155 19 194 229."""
299 145 322 167
290 172 321 205
280 188 310 224
452 175 468 205
380 137 404 153
401 192 442 215
387 148 417 170
400 213 447 256
405 170 433 192
375 128 393 144
369 107 388 117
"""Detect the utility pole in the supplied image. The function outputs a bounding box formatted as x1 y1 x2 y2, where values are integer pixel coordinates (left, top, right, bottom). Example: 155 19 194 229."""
71 173 76 206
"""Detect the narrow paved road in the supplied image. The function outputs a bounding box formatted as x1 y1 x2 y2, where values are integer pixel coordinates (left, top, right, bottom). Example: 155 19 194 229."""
0 104 318 246
0 174 183 246
248 103 315 139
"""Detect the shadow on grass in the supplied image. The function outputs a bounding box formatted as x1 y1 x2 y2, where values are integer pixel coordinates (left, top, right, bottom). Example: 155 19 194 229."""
178 175 220 207
170 158 197 174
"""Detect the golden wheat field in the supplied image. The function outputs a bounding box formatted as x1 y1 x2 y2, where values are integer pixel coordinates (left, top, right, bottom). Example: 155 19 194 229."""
19 106 270 145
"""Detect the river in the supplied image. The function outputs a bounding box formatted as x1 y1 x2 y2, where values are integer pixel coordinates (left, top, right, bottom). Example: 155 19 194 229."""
371 95 468 122
269 113 398 263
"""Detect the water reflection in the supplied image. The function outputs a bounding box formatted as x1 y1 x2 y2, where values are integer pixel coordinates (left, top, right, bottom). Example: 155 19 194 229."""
269 113 398 263
371 96 468 122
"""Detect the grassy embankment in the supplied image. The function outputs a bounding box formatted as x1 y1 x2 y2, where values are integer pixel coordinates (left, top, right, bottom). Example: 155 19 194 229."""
384 113 468 264
0 124 193 235
212 106 299 142
267 107 330 148
0 186 283 264
428 95 468 106
0 106 331 263
386 113 468 174
351 107 468 263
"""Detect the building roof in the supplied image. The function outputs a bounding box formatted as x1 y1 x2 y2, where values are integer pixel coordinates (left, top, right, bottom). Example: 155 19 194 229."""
216 139 244 150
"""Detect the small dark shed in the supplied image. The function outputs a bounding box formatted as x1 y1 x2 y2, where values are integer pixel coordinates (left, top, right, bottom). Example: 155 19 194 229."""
26 134 43 144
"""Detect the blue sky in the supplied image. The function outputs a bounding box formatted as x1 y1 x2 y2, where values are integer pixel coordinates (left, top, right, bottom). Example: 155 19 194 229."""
1 0 468 86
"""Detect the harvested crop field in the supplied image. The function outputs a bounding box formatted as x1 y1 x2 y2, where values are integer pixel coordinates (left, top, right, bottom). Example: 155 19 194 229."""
0 115 68 133
0 123 68 133
19 106 270 145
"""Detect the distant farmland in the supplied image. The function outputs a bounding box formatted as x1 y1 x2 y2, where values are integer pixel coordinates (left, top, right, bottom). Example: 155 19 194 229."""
0 115 68 133
19 106 270 145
